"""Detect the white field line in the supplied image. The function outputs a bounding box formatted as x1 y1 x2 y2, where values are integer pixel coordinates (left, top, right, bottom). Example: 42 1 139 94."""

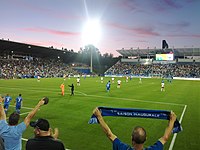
13 103 71 150
1 86 186 149
85 94 186 106
6 111 30 119
21 138 71 150
0 86 186 106
76 90 87 96
20 112 30 116
21 138 28 141
6 105 32 119
10 105 34 110
168 105 187 150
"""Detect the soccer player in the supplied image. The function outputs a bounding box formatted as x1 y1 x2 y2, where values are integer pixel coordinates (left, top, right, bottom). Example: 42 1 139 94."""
3 94 12 114
130 76 133 81
60 83 65 96
161 80 165 92
139 76 142 84
106 81 111 92
77 77 80 86
111 77 115 83
15 94 23 114
37 75 41 82
101 77 104 83
126 76 129 83
169 75 173 84
68 84 74 96
117 79 121 88
63 74 67 81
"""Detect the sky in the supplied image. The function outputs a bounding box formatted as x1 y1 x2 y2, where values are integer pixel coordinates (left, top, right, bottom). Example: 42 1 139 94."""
0 0 200 56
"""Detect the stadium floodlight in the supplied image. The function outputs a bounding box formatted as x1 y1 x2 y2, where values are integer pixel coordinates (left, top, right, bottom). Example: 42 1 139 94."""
82 19 101 46
82 19 101 73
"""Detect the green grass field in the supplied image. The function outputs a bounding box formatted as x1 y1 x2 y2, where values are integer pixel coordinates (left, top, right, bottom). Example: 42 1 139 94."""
0 77 199 150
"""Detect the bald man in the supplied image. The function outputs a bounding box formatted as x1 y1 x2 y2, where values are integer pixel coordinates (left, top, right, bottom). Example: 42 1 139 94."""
93 108 177 150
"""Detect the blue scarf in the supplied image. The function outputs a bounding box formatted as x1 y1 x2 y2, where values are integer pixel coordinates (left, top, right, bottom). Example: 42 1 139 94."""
89 107 182 133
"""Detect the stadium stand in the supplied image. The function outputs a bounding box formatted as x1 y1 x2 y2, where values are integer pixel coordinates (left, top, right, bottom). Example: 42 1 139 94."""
105 63 200 78
105 47 200 78
0 58 81 79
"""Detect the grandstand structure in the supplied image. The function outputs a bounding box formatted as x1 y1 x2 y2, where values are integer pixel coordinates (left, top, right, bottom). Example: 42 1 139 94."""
117 47 200 58
0 39 75 63
103 47 200 78
116 47 200 64
0 39 92 79
0 39 118 78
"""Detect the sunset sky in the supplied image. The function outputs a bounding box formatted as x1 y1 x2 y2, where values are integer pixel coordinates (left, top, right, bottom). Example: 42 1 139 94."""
0 0 200 56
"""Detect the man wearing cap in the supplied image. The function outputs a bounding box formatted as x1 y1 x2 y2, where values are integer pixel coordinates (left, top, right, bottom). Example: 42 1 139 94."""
26 118 65 150
0 97 46 150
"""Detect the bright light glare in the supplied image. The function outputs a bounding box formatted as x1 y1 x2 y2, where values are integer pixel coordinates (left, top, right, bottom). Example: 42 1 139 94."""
82 19 101 46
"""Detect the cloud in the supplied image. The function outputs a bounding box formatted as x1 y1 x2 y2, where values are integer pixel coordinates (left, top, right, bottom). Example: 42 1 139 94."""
132 27 160 36
118 0 138 11
176 21 190 28
158 21 190 33
151 0 182 12
166 34 200 38
136 40 148 43
163 0 182 9
12 0 52 14
12 0 81 21
23 27 80 36
153 0 199 12
106 22 160 37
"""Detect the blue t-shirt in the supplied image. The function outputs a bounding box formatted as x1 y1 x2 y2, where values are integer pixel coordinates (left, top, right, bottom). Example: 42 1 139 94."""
4 96 12 104
106 82 111 90
0 120 26 150
16 96 23 106
113 138 163 150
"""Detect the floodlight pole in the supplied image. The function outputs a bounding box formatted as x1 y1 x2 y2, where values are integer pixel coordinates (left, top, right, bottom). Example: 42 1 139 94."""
90 47 93 73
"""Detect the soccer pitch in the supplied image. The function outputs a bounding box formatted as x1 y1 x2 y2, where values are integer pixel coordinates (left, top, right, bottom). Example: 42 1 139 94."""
0 77 199 150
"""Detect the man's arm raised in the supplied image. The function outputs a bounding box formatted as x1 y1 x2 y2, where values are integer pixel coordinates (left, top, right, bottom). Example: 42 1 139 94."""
159 111 177 145
24 98 45 127
93 107 117 142
0 97 6 120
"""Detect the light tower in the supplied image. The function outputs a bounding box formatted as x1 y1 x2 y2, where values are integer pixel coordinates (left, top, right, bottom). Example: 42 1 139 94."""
82 19 101 73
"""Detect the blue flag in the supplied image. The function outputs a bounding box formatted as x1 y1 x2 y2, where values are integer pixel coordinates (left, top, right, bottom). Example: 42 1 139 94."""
89 107 182 133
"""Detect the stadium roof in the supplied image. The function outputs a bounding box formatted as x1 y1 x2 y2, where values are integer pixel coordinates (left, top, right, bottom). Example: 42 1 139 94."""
0 39 75 61
117 47 200 57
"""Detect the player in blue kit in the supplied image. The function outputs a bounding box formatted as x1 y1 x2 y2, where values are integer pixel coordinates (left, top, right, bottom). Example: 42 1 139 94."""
106 81 111 92
4 94 12 114
15 94 23 113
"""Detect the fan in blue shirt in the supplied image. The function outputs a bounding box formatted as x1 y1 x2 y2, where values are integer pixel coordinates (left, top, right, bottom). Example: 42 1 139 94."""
0 96 47 150
93 108 177 150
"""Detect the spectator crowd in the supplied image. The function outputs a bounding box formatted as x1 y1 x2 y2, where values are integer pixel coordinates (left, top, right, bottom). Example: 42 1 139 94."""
0 58 80 79
105 62 200 78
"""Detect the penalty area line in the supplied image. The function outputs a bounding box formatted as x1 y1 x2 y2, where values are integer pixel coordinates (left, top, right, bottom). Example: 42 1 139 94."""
75 91 87 96
10 105 34 110
168 105 187 150
84 94 186 107
20 112 30 116
6 111 31 119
